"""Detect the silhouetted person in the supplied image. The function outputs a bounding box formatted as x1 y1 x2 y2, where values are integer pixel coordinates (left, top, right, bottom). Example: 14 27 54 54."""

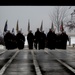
4 31 11 49
52 30 57 49
11 32 17 49
47 29 56 50
27 30 34 49
34 28 41 50
39 31 46 49
4 30 17 49
55 33 61 49
16 31 25 49
60 31 69 49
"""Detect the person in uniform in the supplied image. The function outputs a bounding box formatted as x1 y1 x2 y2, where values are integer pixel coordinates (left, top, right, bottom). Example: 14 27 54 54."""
56 33 61 49
34 28 41 50
4 30 11 49
16 31 25 49
47 29 56 50
11 32 17 49
52 30 57 49
39 31 46 49
61 31 69 49
4 30 17 49
27 30 34 49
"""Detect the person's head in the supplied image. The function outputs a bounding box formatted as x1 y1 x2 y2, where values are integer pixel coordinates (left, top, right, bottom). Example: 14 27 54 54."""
42 31 44 33
7 30 10 33
29 30 32 33
37 28 39 31
49 29 52 32
18 31 21 34
52 30 55 33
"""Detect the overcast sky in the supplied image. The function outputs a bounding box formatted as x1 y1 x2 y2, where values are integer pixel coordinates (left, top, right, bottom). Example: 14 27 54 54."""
0 6 74 35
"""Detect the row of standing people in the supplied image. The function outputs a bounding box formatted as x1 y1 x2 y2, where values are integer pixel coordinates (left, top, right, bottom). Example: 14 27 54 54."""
27 28 69 50
4 30 25 50
27 28 46 50
3 28 69 50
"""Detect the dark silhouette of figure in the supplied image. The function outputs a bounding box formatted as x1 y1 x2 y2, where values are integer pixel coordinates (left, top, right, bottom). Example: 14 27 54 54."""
39 31 46 49
4 31 11 49
11 32 17 49
34 28 41 50
52 30 57 49
4 31 17 49
16 31 25 49
47 29 56 50
56 33 61 49
27 30 34 49
60 31 69 49
56 31 69 49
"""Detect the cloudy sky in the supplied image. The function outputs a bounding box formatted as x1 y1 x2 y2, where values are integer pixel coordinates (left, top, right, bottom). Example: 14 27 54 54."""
0 6 74 35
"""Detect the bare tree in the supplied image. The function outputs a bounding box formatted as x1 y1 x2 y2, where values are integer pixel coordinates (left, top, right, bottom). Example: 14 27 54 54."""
66 8 75 31
49 6 71 33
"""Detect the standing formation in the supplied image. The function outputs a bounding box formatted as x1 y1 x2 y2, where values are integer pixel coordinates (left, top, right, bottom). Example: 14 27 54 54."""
3 28 69 50
4 30 25 50
27 28 69 50
3 20 69 50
